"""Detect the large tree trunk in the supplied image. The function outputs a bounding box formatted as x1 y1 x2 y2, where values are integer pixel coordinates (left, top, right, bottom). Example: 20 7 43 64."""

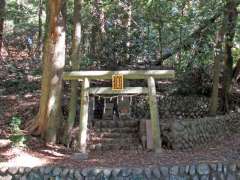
0 0 5 59
156 25 163 66
37 0 44 57
91 0 105 67
222 0 238 112
209 28 224 116
30 0 66 143
63 0 82 146
125 0 132 65
90 25 97 61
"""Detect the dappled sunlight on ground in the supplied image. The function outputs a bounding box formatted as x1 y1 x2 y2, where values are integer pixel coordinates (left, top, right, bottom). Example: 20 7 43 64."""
1 134 240 169
0 147 50 168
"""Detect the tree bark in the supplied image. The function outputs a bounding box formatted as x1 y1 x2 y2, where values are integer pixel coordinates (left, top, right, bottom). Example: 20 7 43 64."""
125 0 132 65
63 0 82 146
30 0 66 143
90 25 97 61
0 0 5 59
233 58 240 81
37 0 44 57
209 28 224 116
156 25 163 66
222 0 238 112
91 0 105 66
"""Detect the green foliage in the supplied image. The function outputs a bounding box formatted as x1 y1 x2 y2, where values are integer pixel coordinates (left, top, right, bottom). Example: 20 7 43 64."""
10 116 22 132
5 0 40 34
173 67 212 96
80 55 94 68
73 0 228 71
9 135 27 147
9 116 26 147
3 0 240 75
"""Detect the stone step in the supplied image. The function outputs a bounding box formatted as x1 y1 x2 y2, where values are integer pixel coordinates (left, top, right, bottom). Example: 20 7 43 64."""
88 143 142 151
94 120 139 129
90 137 139 144
95 127 138 133
88 119 141 152
90 132 139 139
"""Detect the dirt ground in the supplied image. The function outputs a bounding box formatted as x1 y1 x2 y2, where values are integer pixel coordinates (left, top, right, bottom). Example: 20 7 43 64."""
0 134 240 168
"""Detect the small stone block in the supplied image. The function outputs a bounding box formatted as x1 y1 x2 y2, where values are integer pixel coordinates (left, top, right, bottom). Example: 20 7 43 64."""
160 166 169 177
71 153 88 160
20 175 28 180
8 167 18 175
144 168 152 179
0 175 12 180
112 168 121 177
75 170 83 180
132 168 143 175
210 164 217 171
53 167 62 176
227 174 237 180
217 163 223 172
92 168 102 176
122 168 131 177
81 168 92 177
152 168 161 178
62 168 69 176
0 167 8 173
103 168 112 177
170 166 179 175
197 164 209 175
192 175 199 180
44 166 53 174
200 175 209 180
229 164 237 172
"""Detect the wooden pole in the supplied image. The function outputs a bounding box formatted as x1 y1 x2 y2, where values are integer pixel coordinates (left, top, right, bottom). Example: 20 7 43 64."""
147 76 161 153
79 77 90 153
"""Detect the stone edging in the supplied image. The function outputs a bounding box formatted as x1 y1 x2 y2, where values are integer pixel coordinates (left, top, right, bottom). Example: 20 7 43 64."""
0 161 239 179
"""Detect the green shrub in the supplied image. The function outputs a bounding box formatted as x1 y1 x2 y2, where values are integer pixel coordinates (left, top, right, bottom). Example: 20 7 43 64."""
9 134 26 147
10 116 22 132
9 116 26 147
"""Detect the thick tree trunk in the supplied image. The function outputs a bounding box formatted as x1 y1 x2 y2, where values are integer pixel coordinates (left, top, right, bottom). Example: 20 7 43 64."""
209 28 224 116
63 0 82 146
91 0 105 67
37 0 44 57
156 26 163 66
97 0 106 35
30 0 66 143
126 0 132 65
0 0 5 59
222 0 238 112
90 25 97 61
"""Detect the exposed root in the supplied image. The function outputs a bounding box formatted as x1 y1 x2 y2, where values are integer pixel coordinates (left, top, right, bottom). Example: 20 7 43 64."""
24 115 42 136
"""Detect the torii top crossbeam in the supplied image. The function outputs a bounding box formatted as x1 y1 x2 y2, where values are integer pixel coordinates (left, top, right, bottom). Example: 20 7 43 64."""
63 70 175 80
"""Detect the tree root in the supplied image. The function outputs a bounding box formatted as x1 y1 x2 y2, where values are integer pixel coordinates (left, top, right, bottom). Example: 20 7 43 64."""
24 115 43 136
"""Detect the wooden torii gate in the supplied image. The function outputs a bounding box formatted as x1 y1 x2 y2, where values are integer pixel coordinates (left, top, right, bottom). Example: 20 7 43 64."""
63 70 175 153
